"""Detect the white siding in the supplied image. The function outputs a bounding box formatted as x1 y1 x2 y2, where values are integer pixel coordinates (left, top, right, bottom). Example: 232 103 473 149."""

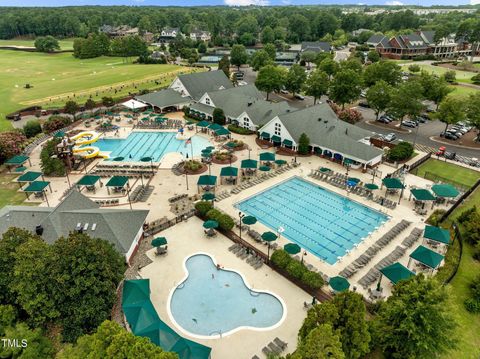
125 226 144 265
198 93 215 107
259 117 296 147
235 112 257 131
170 78 190 98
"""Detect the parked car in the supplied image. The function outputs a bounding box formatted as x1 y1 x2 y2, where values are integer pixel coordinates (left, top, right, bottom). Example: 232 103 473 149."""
294 94 305 100
444 152 456 160
358 101 370 108
378 116 391 124
447 129 463 137
440 132 459 140
280 89 289 94
402 120 417 128
416 116 428 123
383 133 397 142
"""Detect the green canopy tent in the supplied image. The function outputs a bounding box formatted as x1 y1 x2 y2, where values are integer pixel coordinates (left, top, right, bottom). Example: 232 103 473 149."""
14 166 27 173
410 188 436 209
431 184 460 198
5 155 31 170
382 177 405 203
201 149 212 158
208 123 222 132
106 175 129 195
408 245 444 272
241 159 258 175
379 262 415 286
17 171 43 187
196 120 210 129
329 276 350 292
259 152 275 162
220 166 238 185
54 130 66 138
261 231 278 262
197 175 217 193
76 175 101 193
284 243 301 255
23 180 52 206
214 127 231 138
423 225 450 247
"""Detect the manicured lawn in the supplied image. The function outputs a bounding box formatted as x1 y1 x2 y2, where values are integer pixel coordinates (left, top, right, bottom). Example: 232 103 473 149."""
0 38 75 50
0 49 199 131
401 63 476 84
0 172 34 208
447 85 478 99
415 159 480 187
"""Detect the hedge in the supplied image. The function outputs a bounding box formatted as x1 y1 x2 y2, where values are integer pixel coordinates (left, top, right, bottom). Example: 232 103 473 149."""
387 141 414 162
195 201 213 216
40 139 66 176
271 249 324 289
205 208 234 231
227 124 255 135
23 120 42 138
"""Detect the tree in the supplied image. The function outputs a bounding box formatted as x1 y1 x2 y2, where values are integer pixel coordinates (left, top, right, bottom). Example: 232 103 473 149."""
443 70 456 83
363 61 402 87
298 133 310 155
291 324 345 359
261 26 275 44
239 33 256 46
285 64 307 96
367 50 380 63
1 323 54 358
298 301 339 342
366 80 393 120
318 58 339 79
374 275 456 359
218 55 230 79
466 92 480 137
301 51 317 68
263 43 277 61
64 100 79 116
230 44 248 71
213 108 226 125
197 42 207 54
435 97 465 133
102 96 115 107
255 65 286 100
0 131 27 164
58 320 177 359
408 64 421 73
250 50 273 71
339 58 363 74
34 35 60 52
305 70 329 105
456 18 480 61
388 80 424 126
329 70 362 109
23 119 42 138
419 72 452 109
84 98 96 112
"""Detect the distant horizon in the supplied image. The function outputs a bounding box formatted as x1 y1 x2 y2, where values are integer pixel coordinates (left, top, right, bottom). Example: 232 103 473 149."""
1 1 479 8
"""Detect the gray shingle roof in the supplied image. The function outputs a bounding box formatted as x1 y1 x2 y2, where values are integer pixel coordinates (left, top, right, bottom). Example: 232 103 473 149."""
176 70 233 101
243 100 292 126
136 89 191 108
301 42 331 53
367 34 386 45
420 30 435 44
0 190 148 257
264 104 383 162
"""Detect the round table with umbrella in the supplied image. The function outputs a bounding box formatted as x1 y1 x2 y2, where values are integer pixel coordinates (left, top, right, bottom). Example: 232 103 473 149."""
364 183 379 191
329 276 350 292
274 159 287 166
242 215 257 225
259 165 271 172
284 243 301 255
202 192 215 201
151 237 168 255
203 219 219 237
261 231 278 262
319 167 331 173
112 156 125 162
140 156 155 175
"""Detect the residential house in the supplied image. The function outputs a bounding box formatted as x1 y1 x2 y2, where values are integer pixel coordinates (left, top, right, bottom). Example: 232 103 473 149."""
0 190 149 265
99 25 152 42
161 28 181 38
366 34 387 48
189 30 211 42
376 33 429 59
300 41 332 53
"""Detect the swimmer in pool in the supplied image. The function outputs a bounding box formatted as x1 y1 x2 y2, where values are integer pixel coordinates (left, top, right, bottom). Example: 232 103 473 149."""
192 318 197 323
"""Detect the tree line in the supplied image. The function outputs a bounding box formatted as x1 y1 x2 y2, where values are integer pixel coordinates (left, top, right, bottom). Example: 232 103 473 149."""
73 32 148 60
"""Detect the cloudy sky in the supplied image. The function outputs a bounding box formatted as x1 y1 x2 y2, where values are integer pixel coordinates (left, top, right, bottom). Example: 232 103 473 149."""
0 0 475 7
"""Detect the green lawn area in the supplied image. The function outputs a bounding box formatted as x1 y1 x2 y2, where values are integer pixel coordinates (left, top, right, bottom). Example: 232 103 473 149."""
0 38 75 50
401 63 476 84
0 172 37 208
415 159 480 187
0 49 199 131
448 85 478 99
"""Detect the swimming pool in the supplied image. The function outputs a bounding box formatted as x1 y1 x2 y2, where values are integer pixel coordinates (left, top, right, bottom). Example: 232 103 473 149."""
236 177 389 264
94 132 211 162
169 254 284 338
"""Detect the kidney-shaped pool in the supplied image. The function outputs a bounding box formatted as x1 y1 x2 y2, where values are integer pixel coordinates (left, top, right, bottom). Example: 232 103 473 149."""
169 254 285 338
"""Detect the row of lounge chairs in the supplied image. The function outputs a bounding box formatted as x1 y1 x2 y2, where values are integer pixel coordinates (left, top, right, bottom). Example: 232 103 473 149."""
402 227 423 248
215 190 231 201
231 163 299 195
96 163 153 169
94 198 119 206
168 194 188 203
372 196 397 210
130 185 153 202
134 119 182 129
91 168 155 178
339 220 411 278
260 337 288 357
228 243 264 270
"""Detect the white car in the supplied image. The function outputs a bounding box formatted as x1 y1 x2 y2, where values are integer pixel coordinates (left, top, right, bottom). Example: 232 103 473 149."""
237 81 248 86
280 89 289 94
383 133 397 142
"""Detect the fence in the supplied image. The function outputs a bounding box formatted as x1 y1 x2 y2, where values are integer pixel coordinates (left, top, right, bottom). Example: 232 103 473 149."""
439 178 480 223
440 222 463 285
408 152 432 173
145 210 196 235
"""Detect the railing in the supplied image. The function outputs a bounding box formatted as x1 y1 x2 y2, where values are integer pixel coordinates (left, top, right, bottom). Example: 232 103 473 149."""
439 178 480 223
408 152 432 173
440 222 463 285
145 210 196 235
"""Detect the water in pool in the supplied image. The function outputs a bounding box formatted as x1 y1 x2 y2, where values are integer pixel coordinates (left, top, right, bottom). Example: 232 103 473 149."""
94 132 211 162
170 254 283 337
236 177 389 264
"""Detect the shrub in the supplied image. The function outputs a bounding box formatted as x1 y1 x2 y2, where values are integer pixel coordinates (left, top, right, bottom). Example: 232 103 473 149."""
0 131 27 164
213 108 226 125
301 270 324 289
462 211 480 245
43 115 70 133
408 64 421 73
443 70 456 83
183 160 202 172
195 201 213 216
228 124 255 135
387 141 414 162
102 97 115 107
23 120 42 138
271 249 292 269
298 133 310 155
426 209 447 226
464 275 480 313
286 260 307 280
472 74 480 85
183 106 190 117
64 100 79 115
457 206 477 224
206 209 234 231
40 139 65 176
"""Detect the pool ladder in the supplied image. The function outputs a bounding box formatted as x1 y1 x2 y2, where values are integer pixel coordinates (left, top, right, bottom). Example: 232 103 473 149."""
209 330 223 338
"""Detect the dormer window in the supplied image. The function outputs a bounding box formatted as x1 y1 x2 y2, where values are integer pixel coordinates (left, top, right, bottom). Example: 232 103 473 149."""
205 98 210 105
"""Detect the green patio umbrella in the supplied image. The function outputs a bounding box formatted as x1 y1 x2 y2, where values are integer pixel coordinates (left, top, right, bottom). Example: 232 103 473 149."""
140 156 153 162
364 183 379 190
226 142 237 149
242 215 257 225
284 243 301 255
319 167 331 173
261 231 278 242
206 146 215 150
155 117 165 123
112 156 125 161
202 192 215 201
151 237 167 247
95 115 102 120
141 117 149 121
203 220 219 229
201 150 212 157
275 159 287 166
259 152 275 161
54 131 66 138
259 165 271 172
329 276 350 292
348 177 361 183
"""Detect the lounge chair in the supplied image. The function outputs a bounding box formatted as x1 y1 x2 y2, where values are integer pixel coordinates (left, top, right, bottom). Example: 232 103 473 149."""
262 347 272 356
267 342 282 354
274 337 287 350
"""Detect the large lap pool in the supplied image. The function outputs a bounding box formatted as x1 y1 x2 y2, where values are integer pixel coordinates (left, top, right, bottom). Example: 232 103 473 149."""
169 254 284 337
236 177 389 264
94 132 211 162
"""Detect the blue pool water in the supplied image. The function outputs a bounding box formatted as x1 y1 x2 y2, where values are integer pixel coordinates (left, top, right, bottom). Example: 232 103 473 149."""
237 177 389 264
170 254 284 336
94 132 212 162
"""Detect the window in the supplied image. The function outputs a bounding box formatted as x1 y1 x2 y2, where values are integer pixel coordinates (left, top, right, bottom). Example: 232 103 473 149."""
243 117 249 128
205 98 210 105
274 123 281 136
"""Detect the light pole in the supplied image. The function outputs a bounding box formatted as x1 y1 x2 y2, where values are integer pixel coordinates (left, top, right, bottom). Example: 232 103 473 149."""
412 123 420 150
239 212 245 241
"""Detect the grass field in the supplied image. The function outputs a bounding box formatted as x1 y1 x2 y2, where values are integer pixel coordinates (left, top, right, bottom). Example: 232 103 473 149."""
401 63 477 84
0 49 199 131
415 159 480 187
0 172 37 208
448 85 478 99
0 39 75 50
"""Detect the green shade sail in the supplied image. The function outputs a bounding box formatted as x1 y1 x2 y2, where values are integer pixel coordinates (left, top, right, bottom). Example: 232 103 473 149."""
431 184 459 198
112 156 125 161
242 215 257 225
409 245 444 269
423 225 450 245
364 183 379 190
23 181 50 193
380 262 415 285
215 127 230 136
196 120 210 128
261 231 278 242
382 177 405 189
260 132 270 140
197 175 217 186
411 188 436 201
203 220 219 229
241 159 258 169
283 139 293 147
123 279 150 306
329 276 350 292
275 159 287 166
17 171 42 183
220 166 238 177
151 237 167 247
208 123 222 131
259 152 275 161
202 192 215 201
54 131 66 138
5 155 29 165
284 243 301 255
106 176 129 188
141 117 149 121
77 175 101 186
259 165 271 172
271 135 281 142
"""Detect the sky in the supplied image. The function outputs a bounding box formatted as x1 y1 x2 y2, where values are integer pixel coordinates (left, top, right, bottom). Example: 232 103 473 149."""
0 0 476 7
